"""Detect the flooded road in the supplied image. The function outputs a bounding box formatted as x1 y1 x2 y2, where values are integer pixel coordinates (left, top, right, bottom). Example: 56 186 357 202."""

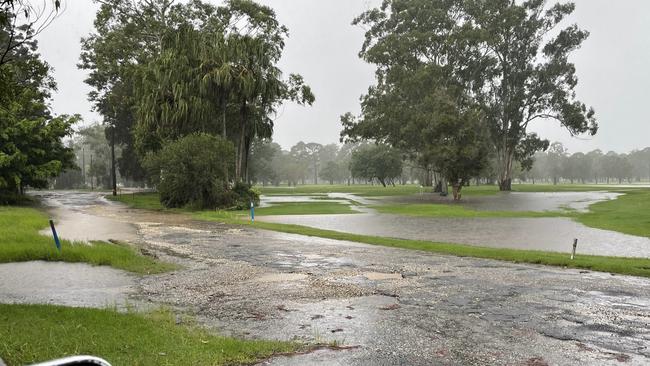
3 190 649 365
33 190 139 243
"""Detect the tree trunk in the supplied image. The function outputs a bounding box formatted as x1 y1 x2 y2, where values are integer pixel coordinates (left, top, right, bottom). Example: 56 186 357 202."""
452 184 462 201
221 102 229 184
110 127 117 196
424 169 433 187
243 135 251 184
235 102 247 182
498 146 514 191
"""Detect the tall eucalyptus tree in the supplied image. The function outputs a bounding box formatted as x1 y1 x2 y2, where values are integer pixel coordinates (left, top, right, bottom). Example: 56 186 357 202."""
343 0 597 193
466 0 597 190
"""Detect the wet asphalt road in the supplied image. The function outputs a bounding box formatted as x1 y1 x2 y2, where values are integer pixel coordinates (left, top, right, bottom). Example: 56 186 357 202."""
6 191 650 365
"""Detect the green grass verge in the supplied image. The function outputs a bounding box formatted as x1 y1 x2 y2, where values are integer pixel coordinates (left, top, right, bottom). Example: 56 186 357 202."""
0 206 175 274
373 203 569 218
108 193 358 216
107 192 167 211
193 211 650 278
577 189 650 238
0 304 302 366
243 202 358 216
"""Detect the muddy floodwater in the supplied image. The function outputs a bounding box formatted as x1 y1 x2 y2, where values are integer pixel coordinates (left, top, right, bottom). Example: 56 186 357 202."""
32 191 139 243
3 190 649 365
258 191 650 258
259 214 650 257
0 261 135 308
394 190 621 213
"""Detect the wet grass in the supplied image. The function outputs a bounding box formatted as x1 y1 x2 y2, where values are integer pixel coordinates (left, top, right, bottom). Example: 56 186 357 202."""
0 304 302 366
107 192 166 210
108 193 357 215
0 206 175 274
243 202 358 216
373 203 569 218
576 189 650 238
193 211 650 278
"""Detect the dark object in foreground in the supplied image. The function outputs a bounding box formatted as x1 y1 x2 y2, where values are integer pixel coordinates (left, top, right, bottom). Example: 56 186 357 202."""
30 356 111 366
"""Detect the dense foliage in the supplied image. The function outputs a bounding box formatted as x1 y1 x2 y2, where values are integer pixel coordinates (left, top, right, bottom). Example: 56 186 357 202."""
142 133 256 210
0 3 77 202
350 144 403 187
342 0 597 195
80 0 313 208
523 144 650 185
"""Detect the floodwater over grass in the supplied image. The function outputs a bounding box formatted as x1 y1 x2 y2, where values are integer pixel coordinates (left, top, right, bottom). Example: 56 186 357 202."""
0 204 174 274
107 185 650 273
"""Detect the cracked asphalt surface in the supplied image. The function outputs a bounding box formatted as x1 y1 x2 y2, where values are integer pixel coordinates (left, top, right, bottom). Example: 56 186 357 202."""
12 191 650 365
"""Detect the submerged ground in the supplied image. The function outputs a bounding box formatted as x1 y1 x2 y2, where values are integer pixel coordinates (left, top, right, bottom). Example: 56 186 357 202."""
1 188 648 365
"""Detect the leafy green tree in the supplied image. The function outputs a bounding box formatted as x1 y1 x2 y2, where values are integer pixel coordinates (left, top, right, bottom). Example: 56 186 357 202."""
342 0 491 198
1 0 61 67
133 0 314 184
79 0 184 187
545 142 567 185
345 0 597 191
248 139 282 185
350 144 403 187
320 161 349 185
143 133 235 209
0 11 77 201
466 0 597 190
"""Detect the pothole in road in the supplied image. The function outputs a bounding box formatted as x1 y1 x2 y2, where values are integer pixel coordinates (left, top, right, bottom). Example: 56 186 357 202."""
255 273 309 282
361 272 403 281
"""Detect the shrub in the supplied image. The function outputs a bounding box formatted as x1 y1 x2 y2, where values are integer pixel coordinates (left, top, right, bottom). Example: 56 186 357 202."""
144 134 234 209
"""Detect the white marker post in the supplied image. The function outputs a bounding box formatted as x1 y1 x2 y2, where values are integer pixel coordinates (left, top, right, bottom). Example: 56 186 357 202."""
571 238 578 260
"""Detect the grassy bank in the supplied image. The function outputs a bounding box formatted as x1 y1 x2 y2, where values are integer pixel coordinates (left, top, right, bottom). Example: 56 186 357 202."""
0 304 301 366
247 201 358 216
109 193 358 216
194 211 650 278
0 206 175 274
107 192 166 210
577 189 650 238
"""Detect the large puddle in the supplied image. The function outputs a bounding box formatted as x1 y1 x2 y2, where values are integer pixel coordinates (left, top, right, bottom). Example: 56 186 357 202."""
32 191 139 243
259 214 650 258
259 191 650 258
259 193 375 208
0 261 135 308
391 191 621 213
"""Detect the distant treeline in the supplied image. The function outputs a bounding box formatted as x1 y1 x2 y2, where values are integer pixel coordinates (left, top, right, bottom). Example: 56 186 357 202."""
513 142 650 185
248 140 650 187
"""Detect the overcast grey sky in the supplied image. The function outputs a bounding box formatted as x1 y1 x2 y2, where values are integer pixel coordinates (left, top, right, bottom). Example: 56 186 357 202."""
36 0 650 153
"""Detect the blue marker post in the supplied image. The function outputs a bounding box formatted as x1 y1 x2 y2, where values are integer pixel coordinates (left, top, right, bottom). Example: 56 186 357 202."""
49 219 62 252
250 201 255 223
